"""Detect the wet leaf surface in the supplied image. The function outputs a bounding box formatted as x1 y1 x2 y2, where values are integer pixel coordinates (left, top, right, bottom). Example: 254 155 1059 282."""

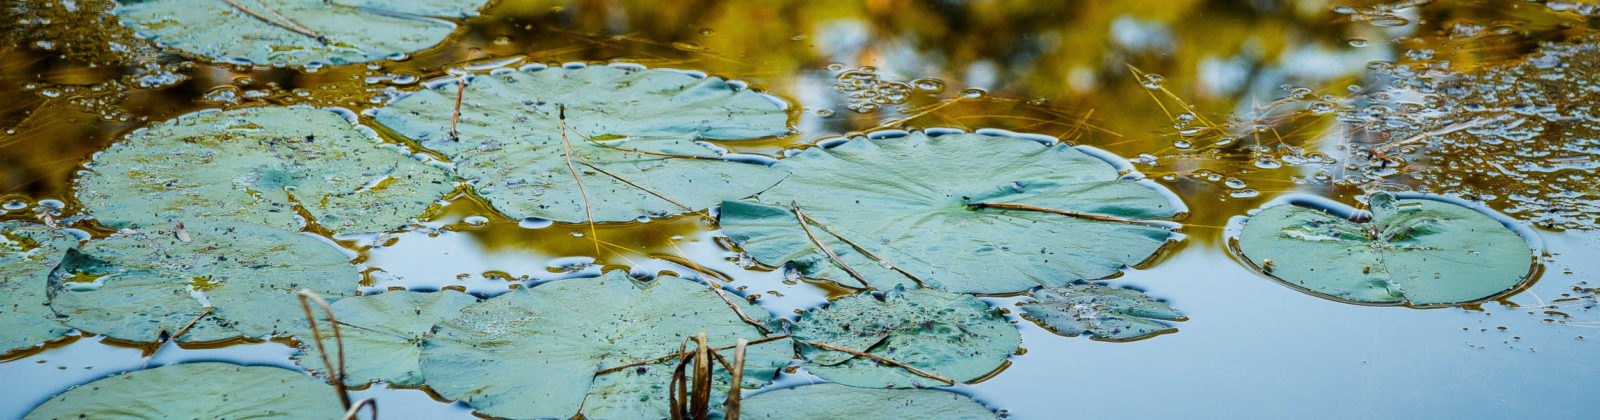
418 270 791 420
1237 193 1535 306
373 65 790 223
23 362 343 420
1019 283 1183 341
74 107 455 235
113 0 488 66
793 287 1019 388
1 222 80 354
720 131 1179 293
294 289 477 387
739 383 996 419
47 223 356 343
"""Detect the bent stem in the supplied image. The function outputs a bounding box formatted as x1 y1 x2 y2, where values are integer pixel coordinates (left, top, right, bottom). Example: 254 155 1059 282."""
795 210 927 287
449 77 465 141
221 0 327 45
968 202 1172 228
558 105 602 254
790 203 875 290
595 334 791 375
665 241 772 334
798 339 955 386
298 289 352 409
342 397 377 420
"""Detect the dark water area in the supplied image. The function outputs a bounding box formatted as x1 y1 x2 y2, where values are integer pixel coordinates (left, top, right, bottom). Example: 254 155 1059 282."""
3 0 1599 418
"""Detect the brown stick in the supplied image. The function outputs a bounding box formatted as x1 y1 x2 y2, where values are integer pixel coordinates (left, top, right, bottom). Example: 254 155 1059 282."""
558 105 601 254
690 333 712 419
791 203 874 290
221 0 326 44
170 307 214 341
573 154 701 216
341 397 377 420
449 78 465 141
968 202 1171 228
298 290 352 409
798 339 955 385
724 339 748 420
795 210 926 287
665 242 771 334
595 334 791 375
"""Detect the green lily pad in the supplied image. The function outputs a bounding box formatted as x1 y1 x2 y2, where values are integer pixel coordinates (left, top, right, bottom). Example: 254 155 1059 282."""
75 107 455 235
114 0 488 67
47 223 356 343
295 289 477 387
739 384 996 419
1019 283 1183 341
2 222 80 354
719 132 1179 293
419 270 792 420
1236 193 1535 306
372 65 790 223
793 287 1019 388
24 362 344 420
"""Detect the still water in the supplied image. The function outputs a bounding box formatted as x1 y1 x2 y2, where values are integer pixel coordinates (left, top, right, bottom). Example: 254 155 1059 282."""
3 0 1598 418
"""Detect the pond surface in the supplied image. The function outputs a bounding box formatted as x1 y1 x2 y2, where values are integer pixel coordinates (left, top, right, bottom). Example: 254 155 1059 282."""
3 0 1599 418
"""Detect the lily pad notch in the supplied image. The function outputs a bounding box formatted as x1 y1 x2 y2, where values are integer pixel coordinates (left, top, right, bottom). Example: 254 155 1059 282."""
1233 192 1538 307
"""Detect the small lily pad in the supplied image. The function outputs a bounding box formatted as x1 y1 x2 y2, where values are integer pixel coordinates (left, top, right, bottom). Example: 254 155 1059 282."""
295 289 478 386
47 223 356 343
1019 283 1183 341
719 131 1179 294
1 222 80 354
24 362 344 420
419 270 792 420
793 287 1019 388
739 384 996 419
114 0 489 67
1236 193 1535 306
75 107 455 235
373 65 790 223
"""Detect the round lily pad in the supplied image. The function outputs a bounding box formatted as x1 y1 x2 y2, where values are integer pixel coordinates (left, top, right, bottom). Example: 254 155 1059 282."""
372 64 790 223
793 287 1020 388
1019 283 1183 341
47 223 356 343
2 222 80 354
75 107 455 235
114 0 489 67
740 384 996 419
419 270 792 420
24 362 344 420
719 131 1180 293
295 289 478 386
1236 192 1536 306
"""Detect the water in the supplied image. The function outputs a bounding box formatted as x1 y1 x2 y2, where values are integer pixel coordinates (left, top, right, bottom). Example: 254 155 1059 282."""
4 0 1599 418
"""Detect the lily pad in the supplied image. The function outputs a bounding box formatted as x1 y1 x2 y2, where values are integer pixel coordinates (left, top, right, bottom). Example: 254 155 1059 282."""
372 64 790 223
1018 283 1183 341
1236 193 1535 305
75 107 455 235
719 131 1179 293
1 222 80 354
294 289 478 386
24 362 344 420
114 0 488 67
47 223 356 343
793 287 1019 388
740 384 995 419
419 270 792 420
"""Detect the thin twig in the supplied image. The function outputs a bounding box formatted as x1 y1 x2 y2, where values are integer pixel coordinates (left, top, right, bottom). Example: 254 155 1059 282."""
221 0 327 44
691 333 712 419
558 105 601 254
795 210 926 287
342 397 378 420
595 334 791 375
968 202 1172 228
170 307 214 341
449 77 465 141
724 339 748 420
798 339 955 385
572 154 705 217
298 290 352 409
790 203 874 290
666 241 771 334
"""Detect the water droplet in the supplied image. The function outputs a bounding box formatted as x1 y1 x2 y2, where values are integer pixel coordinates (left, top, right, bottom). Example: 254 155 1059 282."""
912 78 945 92
518 218 553 229
463 216 489 227
1348 38 1369 47
1141 74 1166 89
959 88 987 98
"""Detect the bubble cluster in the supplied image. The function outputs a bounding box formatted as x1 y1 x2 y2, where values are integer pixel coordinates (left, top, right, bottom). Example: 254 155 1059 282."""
831 65 944 113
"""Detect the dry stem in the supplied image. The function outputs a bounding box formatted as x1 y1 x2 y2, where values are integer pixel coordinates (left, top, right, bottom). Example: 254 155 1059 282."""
221 0 326 44
558 105 602 254
298 290 352 409
790 203 874 290
595 334 791 375
968 202 1171 228
799 339 955 385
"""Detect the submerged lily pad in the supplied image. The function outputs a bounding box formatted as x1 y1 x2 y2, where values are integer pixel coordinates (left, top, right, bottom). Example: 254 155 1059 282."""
47 223 355 343
793 287 1019 388
295 289 477 387
75 107 455 235
24 362 344 420
1019 283 1183 341
419 270 791 420
1236 193 1535 305
1 222 80 354
739 384 996 419
114 0 488 66
372 65 790 223
719 132 1179 293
